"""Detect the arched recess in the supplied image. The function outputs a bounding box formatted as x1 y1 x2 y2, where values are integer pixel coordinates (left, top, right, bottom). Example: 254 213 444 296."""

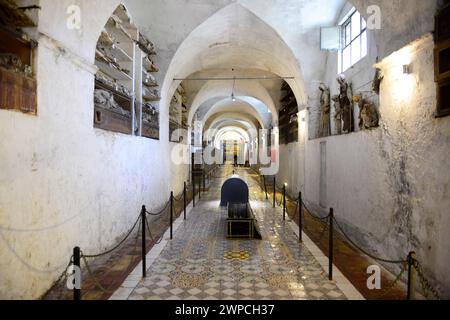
204 112 261 134
216 127 250 143
92 4 138 135
188 79 278 125
87 0 365 132
194 96 271 129
210 119 256 132
201 99 265 129
206 120 257 143
160 3 309 123
214 126 251 154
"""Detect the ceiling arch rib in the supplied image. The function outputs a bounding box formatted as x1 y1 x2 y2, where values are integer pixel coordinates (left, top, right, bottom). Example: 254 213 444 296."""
216 127 250 142
188 78 278 126
214 127 250 150
201 99 265 129
210 119 255 131
161 3 308 117
206 120 257 142
204 112 261 134
194 96 272 129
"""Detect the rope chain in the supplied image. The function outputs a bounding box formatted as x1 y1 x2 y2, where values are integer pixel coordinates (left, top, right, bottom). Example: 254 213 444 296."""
81 255 110 293
145 215 164 245
82 215 141 259
45 255 74 297
302 201 330 222
146 200 171 216
332 217 406 264
413 259 441 300
378 262 408 298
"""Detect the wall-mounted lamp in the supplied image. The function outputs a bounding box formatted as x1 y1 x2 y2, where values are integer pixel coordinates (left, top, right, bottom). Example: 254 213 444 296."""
403 64 411 74
231 76 236 101
299 110 306 122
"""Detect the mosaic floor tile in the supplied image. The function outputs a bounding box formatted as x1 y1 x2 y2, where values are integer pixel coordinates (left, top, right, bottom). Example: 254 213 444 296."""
127 167 347 300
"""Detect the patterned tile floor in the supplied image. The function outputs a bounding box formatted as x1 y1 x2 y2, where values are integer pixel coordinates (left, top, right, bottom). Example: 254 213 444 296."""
126 167 348 300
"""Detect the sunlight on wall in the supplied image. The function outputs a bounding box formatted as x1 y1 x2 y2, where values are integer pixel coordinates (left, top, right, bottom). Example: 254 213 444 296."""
390 48 415 104
220 131 246 142
299 110 307 132
376 42 419 106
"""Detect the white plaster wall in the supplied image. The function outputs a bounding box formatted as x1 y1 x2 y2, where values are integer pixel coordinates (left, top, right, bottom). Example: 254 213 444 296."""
277 143 304 197
0 0 171 299
169 143 190 197
277 0 450 297
305 34 450 297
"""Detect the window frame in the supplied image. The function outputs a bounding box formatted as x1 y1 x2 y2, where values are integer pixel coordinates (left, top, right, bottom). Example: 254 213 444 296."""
339 9 367 73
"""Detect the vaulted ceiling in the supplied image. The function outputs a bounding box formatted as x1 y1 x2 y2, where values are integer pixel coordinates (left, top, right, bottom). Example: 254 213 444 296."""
121 0 347 141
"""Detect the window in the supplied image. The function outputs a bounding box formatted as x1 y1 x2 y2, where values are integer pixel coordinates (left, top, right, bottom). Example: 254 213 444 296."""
339 9 367 73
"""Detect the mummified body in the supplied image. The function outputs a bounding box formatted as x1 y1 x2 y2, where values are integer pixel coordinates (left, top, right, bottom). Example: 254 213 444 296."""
318 83 331 137
332 94 342 135
358 100 379 130
94 89 131 117
337 74 354 134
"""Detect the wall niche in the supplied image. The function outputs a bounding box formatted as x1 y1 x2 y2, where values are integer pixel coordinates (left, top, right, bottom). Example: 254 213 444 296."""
435 3 450 117
93 4 161 138
279 81 299 145
138 33 160 140
0 0 38 115
94 5 136 135
169 83 188 143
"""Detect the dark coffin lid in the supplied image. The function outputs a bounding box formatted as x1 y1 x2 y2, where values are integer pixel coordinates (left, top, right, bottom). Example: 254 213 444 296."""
220 175 249 207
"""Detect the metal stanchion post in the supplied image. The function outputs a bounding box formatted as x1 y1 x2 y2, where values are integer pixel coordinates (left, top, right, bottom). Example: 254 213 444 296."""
73 247 81 300
170 192 174 240
199 174 201 199
329 208 334 281
193 176 196 207
184 182 187 220
141 205 146 278
203 172 206 191
273 177 276 208
299 192 303 243
264 176 268 200
283 184 286 221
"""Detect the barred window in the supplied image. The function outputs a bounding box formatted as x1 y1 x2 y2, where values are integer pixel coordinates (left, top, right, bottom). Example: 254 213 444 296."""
339 8 367 73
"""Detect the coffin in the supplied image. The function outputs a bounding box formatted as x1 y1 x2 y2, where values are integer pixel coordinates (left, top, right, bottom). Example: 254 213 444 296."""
220 175 249 207
220 175 261 239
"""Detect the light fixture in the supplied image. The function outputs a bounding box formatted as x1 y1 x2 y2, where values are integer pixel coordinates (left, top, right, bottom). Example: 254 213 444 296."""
299 110 306 122
284 183 288 187
231 75 236 102
403 64 411 74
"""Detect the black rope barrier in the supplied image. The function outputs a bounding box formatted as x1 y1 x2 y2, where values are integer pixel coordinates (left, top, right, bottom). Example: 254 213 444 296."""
146 200 171 216
331 216 407 265
286 199 299 220
246 170 440 299
145 216 164 245
42 255 74 299
82 215 142 259
301 201 330 222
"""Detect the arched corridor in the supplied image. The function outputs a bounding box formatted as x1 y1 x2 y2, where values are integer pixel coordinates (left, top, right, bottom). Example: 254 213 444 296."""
0 0 449 303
